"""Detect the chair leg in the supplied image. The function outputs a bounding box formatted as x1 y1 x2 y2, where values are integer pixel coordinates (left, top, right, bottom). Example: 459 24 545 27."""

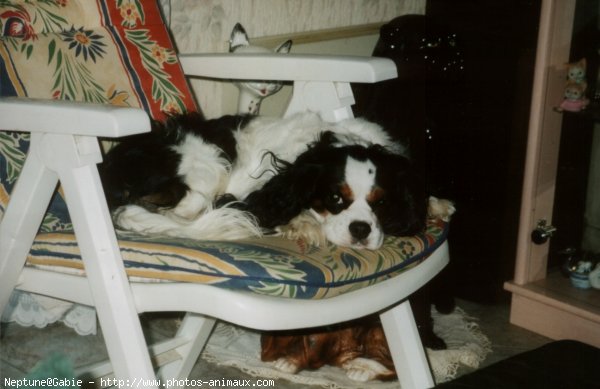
0 145 58 317
52 135 156 384
157 313 216 385
380 300 434 389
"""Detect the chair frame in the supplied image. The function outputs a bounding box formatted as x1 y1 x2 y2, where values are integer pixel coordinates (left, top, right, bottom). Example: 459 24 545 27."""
0 53 448 389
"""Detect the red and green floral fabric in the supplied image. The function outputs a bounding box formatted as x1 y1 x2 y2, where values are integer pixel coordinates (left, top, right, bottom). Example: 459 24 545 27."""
0 0 195 116
0 0 196 230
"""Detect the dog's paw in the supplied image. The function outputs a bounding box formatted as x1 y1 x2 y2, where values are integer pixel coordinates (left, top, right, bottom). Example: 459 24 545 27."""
342 357 394 382
113 204 174 234
166 191 209 221
272 357 300 374
277 211 327 246
428 196 456 222
113 205 150 230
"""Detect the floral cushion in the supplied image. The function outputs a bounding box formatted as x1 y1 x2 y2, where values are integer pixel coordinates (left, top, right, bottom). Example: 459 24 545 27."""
28 218 449 299
0 0 196 228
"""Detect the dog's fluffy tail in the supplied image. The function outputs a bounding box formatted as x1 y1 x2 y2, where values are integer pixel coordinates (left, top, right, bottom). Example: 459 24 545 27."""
113 204 262 240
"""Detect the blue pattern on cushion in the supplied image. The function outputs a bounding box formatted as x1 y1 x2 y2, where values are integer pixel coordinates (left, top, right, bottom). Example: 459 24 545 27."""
0 132 72 231
27 219 449 299
0 53 19 96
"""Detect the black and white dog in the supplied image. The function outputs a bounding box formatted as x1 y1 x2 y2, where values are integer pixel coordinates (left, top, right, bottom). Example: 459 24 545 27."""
100 111 448 249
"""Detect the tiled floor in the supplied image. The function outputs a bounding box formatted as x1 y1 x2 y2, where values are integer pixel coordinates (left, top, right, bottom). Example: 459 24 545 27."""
0 299 551 388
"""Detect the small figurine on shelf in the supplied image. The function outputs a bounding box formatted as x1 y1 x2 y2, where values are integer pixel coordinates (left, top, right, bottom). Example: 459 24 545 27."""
555 58 590 112
566 58 587 83
557 81 590 112
590 262 600 289
559 247 579 277
570 260 593 289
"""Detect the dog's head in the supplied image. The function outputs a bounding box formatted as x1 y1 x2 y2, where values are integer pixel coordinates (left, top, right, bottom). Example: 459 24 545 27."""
245 133 428 250
307 143 427 249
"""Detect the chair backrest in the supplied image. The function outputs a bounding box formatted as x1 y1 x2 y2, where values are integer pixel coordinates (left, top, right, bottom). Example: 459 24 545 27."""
0 0 196 228
0 0 196 115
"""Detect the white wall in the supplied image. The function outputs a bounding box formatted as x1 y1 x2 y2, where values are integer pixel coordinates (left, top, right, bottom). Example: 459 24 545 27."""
161 0 425 117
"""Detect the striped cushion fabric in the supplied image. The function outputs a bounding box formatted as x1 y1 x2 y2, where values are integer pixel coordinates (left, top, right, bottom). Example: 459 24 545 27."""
27 219 449 299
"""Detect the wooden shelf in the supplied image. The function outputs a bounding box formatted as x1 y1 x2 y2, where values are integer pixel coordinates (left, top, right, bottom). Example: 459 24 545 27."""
505 0 600 349
505 271 600 347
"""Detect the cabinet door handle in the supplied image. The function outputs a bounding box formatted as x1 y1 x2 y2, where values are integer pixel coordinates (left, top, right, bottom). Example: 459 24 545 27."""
531 219 557 244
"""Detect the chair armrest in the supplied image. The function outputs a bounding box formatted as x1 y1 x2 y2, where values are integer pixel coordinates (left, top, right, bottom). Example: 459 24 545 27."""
179 53 397 83
0 98 150 138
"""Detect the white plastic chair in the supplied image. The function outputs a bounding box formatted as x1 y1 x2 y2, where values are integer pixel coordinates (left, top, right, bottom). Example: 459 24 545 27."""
0 53 447 389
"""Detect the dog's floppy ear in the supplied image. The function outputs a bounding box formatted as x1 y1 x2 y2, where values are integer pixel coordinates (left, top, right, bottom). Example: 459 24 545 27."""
394 165 428 235
370 147 428 236
244 144 334 230
244 160 322 229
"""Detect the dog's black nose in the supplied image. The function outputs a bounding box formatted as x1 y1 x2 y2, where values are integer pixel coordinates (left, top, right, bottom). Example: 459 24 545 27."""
349 221 371 241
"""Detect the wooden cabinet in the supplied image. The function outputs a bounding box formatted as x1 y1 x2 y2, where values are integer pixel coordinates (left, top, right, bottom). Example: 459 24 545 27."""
504 0 600 347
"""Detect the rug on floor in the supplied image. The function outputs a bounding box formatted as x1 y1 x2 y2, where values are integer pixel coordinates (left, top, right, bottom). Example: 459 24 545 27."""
201 306 492 388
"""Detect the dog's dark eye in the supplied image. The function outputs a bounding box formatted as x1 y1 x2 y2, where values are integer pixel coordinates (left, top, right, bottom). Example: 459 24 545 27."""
331 193 343 205
371 198 385 208
322 191 348 214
